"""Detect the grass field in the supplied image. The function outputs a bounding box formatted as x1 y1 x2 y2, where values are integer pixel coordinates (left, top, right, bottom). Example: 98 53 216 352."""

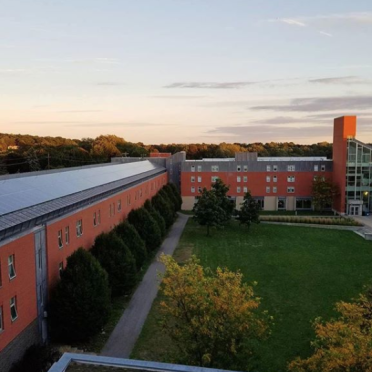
132 220 372 372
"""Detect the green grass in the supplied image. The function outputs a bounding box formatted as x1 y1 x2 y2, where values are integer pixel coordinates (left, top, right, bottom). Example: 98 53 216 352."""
132 220 372 372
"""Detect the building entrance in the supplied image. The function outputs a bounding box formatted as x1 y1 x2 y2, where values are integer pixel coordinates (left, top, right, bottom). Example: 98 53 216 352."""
349 205 360 216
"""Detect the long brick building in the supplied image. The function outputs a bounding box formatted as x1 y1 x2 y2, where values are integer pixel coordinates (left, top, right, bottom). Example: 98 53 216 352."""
0 115 371 371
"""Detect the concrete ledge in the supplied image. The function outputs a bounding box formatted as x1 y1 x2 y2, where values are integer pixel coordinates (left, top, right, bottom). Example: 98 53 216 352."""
364 233 372 240
261 221 361 231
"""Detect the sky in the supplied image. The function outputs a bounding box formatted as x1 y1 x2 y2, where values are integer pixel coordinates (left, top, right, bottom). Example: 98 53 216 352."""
1 0 372 145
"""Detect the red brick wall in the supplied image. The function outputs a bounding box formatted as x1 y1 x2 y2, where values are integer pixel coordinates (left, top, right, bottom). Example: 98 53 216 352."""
0 233 38 351
332 116 356 213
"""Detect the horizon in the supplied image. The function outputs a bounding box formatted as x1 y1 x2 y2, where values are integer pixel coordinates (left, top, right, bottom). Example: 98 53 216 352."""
1 1 372 144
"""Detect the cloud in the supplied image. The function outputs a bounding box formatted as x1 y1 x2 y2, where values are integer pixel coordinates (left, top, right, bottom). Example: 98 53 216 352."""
251 96 372 112
308 76 371 84
277 18 306 27
164 82 255 89
150 95 207 99
319 31 333 37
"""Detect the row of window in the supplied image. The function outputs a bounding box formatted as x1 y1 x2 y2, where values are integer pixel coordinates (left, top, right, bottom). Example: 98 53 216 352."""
0 297 18 332
190 164 327 172
190 186 296 194
0 255 17 288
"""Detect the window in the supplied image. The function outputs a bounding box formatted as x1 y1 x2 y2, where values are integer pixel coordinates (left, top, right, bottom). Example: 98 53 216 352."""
197 176 202 183
287 176 295 182
237 165 241 172
191 187 195 193
266 176 271 182
243 186 248 193
211 165 219 172
211 176 219 183
243 165 248 172
243 176 247 182
198 187 202 193
273 175 277 182
8 255 16 279
113 203 116 215
127 195 131 205
273 187 277 193
287 165 295 171
93 212 97 226
59 262 64 277
65 226 69 245
314 165 319 171
266 186 270 193
0 306 3 332
296 198 312 210
58 230 63 248
237 187 241 193
109 204 113 217
287 187 295 193
76 219 83 237
237 176 241 182
191 176 195 182
118 200 122 211
139 189 142 198
197 165 202 172
273 165 278 172
10 296 17 322
266 165 271 172
321 165 326 171
191 165 195 172
98 210 101 224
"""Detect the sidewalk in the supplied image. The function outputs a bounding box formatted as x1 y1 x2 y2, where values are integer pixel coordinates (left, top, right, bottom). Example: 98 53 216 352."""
101 213 189 358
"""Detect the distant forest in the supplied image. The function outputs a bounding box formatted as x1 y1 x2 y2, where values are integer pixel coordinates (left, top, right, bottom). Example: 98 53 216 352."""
0 132 334 174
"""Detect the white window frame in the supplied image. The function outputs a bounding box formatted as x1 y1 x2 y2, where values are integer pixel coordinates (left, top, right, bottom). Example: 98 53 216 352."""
191 176 195 182
237 165 241 172
273 187 277 193
211 165 219 172
8 255 16 280
65 226 69 245
197 165 202 172
58 230 63 248
211 176 219 183
243 176 247 182
321 165 326 171
76 219 83 237
237 186 241 193
287 176 295 183
191 165 195 172
266 186 270 193
243 165 248 172
266 176 271 182
287 187 295 193
191 186 195 193
10 296 18 322
266 165 271 172
273 175 277 182
243 186 248 193
287 165 295 172
314 165 319 171
198 187 202 193
273 165 278 172
237 176 241 182
197 176 202 183
118 199 122 211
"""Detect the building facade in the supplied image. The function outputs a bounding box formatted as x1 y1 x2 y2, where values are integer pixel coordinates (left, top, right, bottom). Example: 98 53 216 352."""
0 161 167 372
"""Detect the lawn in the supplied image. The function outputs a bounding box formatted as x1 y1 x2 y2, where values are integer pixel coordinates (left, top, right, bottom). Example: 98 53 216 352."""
132 220 372 372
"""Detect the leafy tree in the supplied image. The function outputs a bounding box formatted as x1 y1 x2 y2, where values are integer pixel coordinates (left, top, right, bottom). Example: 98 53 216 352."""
289 288 372 372
152 193 174 228
128 207 162 251
91 232 137 296
162 185 181 212
237 190 260 230
159 187 177 215
144 199 166 237
312 176 339 212
114 221 147 270
159 255 272 370
166 183 183 211
211 178 234 223
193 188 225 236
49 248 111 342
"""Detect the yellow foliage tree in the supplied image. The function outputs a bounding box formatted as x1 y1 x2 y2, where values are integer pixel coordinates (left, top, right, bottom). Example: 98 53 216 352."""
288 290 372 372
159 254 272 370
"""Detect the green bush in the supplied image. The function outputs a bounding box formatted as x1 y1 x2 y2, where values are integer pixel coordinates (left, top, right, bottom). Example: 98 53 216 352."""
50 248 111 342
152 193 174 228
91 232 137 296
163 184 182 211
259 215 361 226
144 200 166 237
115 221 147 270
128 207 162 251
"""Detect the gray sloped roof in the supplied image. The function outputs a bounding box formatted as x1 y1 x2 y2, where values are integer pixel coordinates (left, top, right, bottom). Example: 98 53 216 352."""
0 161 161 216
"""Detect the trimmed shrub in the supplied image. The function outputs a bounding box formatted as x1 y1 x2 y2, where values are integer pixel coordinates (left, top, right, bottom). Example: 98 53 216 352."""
128 207 162 251
115 221 147 270
159 187 177 214
144 200 166 237
259 215 361 226
91 232 137 296
163 184 181 211
152 193 174 228
167 183 183 210
49 248 111 342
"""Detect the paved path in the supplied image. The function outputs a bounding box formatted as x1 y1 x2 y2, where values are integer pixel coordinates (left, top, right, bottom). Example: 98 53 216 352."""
101 213 190 358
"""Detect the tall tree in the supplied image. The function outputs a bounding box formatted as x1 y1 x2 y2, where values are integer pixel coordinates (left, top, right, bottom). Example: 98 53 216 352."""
312 176 339 212
211 178 234 223
159 255 272 370
237 190 260 230
289 288 372 372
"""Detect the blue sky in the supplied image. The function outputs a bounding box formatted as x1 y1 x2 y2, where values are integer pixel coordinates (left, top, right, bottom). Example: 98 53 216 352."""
1 0 372 144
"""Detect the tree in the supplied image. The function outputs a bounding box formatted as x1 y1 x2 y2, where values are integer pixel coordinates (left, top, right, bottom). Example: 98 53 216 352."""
115 221 147 270
312 176 339 213
144 199 166 237
159 255 272 370
288 288 372 372
193 188 225 236
211 178 234 223
162 184 181 211
237 190 260 230
91 232 137 296
49 248 111 342
128 207 162 251
152 193 174 228
166 183 183 211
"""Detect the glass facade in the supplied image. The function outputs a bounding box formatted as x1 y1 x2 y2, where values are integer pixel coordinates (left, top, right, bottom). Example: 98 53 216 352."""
346 139 372 213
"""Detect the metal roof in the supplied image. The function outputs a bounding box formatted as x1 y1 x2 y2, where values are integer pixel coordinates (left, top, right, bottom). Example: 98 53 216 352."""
0 161 160 216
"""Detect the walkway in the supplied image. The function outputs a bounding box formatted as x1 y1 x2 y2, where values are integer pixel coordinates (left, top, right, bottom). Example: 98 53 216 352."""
101 213 190 358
